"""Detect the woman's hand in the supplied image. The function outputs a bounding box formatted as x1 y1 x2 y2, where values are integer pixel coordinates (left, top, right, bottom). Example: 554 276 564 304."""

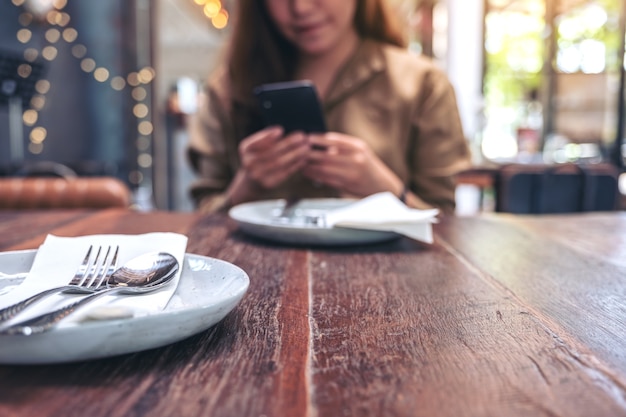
226 126 310 206
238 126 310 189
303 132 404 198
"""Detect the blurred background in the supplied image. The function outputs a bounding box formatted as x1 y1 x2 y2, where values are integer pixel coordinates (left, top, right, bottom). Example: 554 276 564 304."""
0 0 625 212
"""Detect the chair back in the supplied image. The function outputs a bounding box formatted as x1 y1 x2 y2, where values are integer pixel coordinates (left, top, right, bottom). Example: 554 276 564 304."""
495 163 619 214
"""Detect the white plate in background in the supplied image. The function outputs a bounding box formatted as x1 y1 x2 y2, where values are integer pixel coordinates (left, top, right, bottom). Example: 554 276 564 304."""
229 198 399 246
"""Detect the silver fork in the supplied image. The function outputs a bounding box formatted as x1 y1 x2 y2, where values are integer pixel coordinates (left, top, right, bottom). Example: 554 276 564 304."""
0 245 119 325
273 197 300 223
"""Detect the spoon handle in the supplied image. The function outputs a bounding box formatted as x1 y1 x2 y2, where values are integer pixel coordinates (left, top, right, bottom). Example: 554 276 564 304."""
0 288 121 336
0 285 81 325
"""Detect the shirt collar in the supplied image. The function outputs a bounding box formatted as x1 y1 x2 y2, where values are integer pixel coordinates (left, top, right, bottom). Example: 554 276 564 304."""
324 39 386 108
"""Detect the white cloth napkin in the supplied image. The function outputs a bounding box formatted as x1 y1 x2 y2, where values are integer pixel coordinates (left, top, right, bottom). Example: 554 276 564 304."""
0 233 188 326
324 192 439 243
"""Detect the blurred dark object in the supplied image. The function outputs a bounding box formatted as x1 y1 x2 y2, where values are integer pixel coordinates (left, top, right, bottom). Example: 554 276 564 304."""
495 163 619 214
0 160 121 178
0 49 46 108
15 161 78 178
1 49 47 163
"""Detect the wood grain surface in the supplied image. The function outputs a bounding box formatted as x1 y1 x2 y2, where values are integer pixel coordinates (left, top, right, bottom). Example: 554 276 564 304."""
0 209 625 417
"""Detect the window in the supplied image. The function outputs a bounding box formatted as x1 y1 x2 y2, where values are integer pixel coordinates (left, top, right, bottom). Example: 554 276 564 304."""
481 0 625 167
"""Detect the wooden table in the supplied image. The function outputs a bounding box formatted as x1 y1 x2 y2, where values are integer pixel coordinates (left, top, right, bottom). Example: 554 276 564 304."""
0 209 625 417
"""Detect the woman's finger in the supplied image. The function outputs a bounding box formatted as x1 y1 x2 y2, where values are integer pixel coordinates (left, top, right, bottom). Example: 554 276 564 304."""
261 153 308 188
308 132 357 153
241 126 284 153
242 130 310 187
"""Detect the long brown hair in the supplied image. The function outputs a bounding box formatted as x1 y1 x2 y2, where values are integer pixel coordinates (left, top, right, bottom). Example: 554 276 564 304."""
223 0 407 139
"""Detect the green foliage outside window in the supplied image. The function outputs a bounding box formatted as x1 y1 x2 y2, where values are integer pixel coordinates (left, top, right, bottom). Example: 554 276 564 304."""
484 9 544 110
482 0 622 154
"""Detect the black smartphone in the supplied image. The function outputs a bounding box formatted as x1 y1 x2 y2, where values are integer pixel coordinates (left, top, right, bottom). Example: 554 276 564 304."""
253 80 327 134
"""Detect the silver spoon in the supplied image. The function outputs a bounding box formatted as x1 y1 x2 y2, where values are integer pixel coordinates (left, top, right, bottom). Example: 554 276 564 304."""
0 252 179 336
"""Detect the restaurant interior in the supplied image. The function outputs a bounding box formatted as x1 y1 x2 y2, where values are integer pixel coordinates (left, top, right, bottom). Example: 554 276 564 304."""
2 2 626 416
0 0 625 213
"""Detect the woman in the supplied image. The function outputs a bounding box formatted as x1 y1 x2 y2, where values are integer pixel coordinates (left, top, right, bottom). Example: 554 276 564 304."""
188 0 471 214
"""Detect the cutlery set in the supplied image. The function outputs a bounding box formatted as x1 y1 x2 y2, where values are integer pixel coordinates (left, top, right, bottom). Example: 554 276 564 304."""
272 202 327 227
0 246 179 336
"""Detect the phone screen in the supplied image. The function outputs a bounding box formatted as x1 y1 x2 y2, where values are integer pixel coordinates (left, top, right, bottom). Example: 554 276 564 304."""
254 80 327 134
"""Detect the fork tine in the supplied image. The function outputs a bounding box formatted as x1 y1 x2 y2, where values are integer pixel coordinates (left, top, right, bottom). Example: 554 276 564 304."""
70 245 94 286
108 246 119 276
91 246 119 289
82 246 104 288
93 246 110 288
0 245 105 325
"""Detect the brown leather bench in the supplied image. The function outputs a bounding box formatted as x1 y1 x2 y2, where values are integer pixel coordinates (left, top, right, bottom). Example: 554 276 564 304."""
0 177 132 209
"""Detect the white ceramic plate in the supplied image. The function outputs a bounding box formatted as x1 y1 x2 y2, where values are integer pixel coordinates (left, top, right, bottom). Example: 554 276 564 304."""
229 198 399 246
0 250 249 365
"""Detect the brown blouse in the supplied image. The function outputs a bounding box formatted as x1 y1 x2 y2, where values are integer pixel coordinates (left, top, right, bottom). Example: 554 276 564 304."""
187 39 471 214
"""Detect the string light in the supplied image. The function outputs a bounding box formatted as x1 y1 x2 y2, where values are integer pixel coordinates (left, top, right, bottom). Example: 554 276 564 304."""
192 0 229 29
10 1 222 195
10 0 156 183
22 109 37 125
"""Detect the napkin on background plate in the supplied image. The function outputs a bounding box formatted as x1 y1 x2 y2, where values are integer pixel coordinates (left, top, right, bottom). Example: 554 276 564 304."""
0 233 188 326
324 192 439 243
